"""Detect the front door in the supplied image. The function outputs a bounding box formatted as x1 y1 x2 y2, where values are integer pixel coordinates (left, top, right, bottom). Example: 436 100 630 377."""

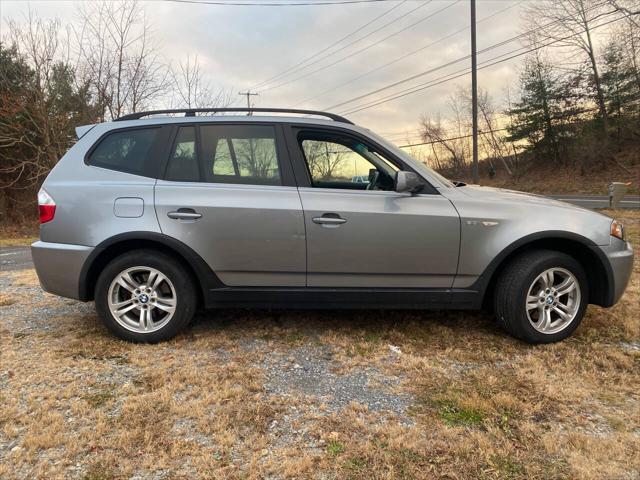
155 123 306 287
291 128 460 288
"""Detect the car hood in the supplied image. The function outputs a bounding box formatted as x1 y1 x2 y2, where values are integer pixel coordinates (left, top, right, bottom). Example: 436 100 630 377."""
455 185 600 213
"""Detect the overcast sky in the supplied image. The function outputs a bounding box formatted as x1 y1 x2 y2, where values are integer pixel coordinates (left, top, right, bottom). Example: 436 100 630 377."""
0 0 613 143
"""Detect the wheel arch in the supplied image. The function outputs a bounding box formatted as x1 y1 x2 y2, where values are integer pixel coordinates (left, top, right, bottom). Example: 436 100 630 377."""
78 231 225 304
476 231 614 309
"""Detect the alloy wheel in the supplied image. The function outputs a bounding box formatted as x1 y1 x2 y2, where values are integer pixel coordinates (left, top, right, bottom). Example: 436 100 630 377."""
107 266 177 333
525 267 581 334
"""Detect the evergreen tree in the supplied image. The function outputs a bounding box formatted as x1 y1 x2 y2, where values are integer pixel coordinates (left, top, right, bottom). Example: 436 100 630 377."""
506 55 574 165
601 39 638 121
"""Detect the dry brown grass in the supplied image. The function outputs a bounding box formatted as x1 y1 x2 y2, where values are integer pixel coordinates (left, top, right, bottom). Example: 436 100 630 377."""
0 237 38 248
0 222 38 247
465 163 639 195
456 141 640 195
0 210 638 479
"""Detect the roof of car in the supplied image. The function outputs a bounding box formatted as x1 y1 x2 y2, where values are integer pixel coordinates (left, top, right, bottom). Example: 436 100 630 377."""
103 114 372 137
115 108 353 124
112 114 345 126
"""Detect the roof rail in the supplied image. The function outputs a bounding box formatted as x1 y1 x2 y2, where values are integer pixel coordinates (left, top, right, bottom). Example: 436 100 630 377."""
114 107 353 124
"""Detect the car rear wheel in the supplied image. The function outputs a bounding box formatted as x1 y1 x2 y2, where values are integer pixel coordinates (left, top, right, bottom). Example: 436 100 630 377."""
494 249 588 344
95 250 197 343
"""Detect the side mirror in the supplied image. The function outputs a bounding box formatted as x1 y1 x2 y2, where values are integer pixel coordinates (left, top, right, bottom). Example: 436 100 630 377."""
395 171 425 194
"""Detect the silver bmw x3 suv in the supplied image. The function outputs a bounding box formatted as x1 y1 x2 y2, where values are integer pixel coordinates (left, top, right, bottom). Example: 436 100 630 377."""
31 108 633 344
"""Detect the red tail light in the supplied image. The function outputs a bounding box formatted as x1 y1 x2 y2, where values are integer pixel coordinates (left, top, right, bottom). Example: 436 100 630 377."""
38 188 56 224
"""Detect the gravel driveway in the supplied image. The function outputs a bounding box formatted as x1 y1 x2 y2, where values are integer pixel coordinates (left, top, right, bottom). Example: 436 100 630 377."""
1 259 638 479
0 247 32 271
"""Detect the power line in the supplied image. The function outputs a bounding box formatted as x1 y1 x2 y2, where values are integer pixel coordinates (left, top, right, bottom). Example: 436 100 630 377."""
250 0 408 91
256 0 433 92
395 96 640 149
163 0 403 6
258 0 463 94
165 0 525 4
293 0 522 107
339 50 552 115
325 1 613 112
338 37 580 114
337 11 624 115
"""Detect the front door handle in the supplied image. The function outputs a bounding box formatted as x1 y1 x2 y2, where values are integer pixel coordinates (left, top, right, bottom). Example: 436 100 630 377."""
167 208 202 220
312 213 347 226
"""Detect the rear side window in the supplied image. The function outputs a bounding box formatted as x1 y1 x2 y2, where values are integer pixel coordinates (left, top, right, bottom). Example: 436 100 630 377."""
88 128 159 175
165 127 199 182
201 125 281 185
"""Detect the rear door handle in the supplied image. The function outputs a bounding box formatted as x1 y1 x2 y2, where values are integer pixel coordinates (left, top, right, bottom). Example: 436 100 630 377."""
167 208 202 220
312 213 347 226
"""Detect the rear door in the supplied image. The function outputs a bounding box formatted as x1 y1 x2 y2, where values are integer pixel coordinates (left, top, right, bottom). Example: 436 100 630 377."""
287 126 460 289
155 123 306 287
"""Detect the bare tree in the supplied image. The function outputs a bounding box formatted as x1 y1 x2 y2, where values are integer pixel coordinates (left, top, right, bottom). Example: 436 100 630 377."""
1 12 99 217
606 0 640 26
455 86 512 174
74 0 169 119
477 91 511 175
234 138 279 178
170 55 232 109
524 0 614 134
303 141 347 180
612 11 640 93
419 114 468 173
2 14 76 187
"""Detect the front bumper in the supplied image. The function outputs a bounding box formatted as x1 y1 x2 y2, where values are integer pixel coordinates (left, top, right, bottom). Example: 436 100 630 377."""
31 241 94 300
598 237 634 306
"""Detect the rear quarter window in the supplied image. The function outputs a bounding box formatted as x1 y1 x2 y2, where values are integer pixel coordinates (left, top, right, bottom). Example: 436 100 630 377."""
87 128 159 176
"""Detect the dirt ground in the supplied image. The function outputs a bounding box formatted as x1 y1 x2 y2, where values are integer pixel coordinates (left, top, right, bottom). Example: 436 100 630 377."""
0 211 638 480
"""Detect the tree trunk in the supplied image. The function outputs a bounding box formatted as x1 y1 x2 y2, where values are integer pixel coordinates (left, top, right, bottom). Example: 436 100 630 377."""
582 2 608 136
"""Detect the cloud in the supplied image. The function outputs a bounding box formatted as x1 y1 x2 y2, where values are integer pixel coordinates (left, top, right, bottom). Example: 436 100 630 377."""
0 0 578 137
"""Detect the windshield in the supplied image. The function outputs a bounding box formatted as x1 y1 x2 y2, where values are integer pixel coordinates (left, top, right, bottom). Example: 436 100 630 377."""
365 130 456 188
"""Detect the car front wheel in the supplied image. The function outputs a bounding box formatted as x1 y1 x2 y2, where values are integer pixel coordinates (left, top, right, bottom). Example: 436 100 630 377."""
95 250 197 343
494 249 589 344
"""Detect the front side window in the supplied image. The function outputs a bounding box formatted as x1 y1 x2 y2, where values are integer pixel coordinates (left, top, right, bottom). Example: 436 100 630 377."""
88 128 159 175
201 125 281 185
299 133 398 191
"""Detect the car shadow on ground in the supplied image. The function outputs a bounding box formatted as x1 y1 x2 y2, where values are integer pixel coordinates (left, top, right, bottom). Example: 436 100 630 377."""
185 307 509 348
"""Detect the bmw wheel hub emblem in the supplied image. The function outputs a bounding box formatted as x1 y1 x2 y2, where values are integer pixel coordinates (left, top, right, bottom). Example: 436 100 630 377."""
138 293 149 304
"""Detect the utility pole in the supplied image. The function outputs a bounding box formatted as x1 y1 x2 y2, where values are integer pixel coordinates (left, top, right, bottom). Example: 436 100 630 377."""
238 91 259 114
470 0 479 184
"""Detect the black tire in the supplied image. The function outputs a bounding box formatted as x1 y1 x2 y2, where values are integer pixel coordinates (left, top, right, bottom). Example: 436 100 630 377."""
494 249 589 344
95 249 197 343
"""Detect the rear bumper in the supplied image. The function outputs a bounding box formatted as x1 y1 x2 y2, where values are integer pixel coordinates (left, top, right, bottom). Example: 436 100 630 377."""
31 241 94 300
597 237 634 306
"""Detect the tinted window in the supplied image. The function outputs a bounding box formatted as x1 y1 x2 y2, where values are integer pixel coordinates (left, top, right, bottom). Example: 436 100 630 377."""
201 125 281 185
211 138 236 176
88 128 158 175
165 127 199 182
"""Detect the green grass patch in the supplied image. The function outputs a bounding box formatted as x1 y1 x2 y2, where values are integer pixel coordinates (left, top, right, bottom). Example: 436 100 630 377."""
326 440 345 455
436 399 485 427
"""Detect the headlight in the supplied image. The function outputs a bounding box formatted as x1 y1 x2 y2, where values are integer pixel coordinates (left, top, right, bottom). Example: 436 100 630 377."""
611 220 625 241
